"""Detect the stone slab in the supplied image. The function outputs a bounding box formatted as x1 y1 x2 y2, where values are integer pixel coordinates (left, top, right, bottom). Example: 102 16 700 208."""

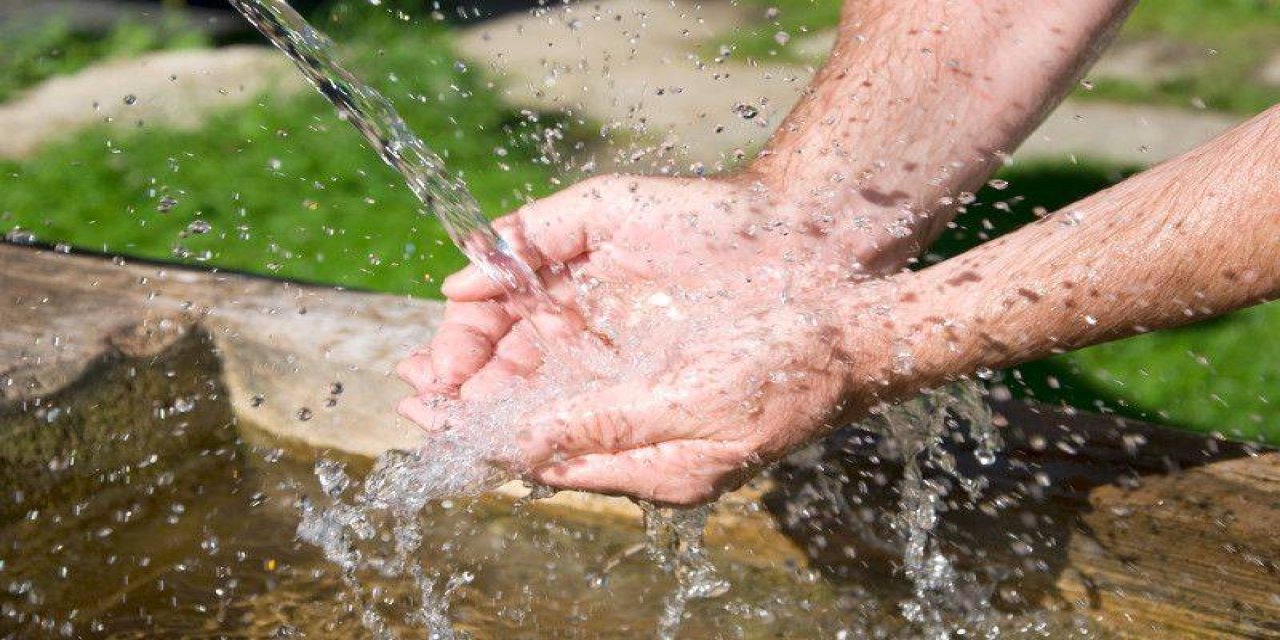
0 243 424 456
454 0 810 173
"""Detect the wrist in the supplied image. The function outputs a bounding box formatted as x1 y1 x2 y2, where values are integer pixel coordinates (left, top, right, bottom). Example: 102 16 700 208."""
734 160 954 275
828 272 984 408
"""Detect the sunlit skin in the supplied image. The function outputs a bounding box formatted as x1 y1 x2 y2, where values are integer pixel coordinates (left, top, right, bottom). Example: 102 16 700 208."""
397 0 1280 504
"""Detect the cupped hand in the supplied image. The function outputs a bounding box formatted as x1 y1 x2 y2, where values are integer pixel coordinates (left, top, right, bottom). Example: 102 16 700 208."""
517 297 906 505
396 172 910 503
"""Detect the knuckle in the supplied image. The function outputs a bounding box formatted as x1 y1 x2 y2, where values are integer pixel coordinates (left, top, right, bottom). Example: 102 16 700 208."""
448 322 490 346
394 358 415 381
395 396 418 419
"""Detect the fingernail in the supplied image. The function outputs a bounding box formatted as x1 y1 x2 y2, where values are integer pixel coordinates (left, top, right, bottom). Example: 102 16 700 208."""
441 266 484 296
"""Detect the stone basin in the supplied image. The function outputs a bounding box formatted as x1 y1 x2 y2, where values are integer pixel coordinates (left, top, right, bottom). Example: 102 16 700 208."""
1 242 1276 637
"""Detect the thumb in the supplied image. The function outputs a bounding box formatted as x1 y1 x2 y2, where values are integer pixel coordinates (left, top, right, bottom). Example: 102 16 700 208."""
442 180 615 300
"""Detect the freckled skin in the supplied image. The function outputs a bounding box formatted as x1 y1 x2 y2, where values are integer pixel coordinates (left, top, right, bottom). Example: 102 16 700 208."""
891 107 1280 389
397 0 1280 504
1016 288 1042 302
945 270 983 286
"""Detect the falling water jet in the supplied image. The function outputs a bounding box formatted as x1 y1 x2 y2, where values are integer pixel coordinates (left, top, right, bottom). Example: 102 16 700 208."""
226 0 564 348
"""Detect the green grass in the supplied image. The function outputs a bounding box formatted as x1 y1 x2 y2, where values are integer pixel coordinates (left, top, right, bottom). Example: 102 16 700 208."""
715 1 840 62
0 11 564 297
0 17 209 102
1082 0 1280 114
1121 0 1280 38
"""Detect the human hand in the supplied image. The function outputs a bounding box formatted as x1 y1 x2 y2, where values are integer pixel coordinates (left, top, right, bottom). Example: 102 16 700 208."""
516 293 912 504
401 171 914 393
396 173 915 502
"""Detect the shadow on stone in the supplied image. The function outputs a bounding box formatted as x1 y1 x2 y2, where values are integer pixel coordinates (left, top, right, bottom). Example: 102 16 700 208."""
0 326 236 524
766 401 1279 637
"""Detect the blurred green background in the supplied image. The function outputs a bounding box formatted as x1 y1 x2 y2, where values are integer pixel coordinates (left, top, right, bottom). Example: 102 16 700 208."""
0 0 1276 443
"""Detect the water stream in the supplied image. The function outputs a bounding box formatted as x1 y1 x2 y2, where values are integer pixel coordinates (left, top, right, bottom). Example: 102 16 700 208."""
225 0 557 332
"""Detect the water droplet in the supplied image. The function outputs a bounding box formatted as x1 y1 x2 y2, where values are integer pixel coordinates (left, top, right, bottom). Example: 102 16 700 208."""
316 460 350 497
157 196 179 213
1059 209 1085 226
765 7 780 20
123 94 138 105
4 228 37 245
732 103 759 120
186 220 212 235
297 407 313 421
773 31 791 46
987 178 1009 190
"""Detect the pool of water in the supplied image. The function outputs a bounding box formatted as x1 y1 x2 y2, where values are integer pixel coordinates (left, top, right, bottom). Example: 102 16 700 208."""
0 409 1118 639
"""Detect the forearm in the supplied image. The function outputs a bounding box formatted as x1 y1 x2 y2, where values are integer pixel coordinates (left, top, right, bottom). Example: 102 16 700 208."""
750 0 1135 269
886 104 1280 394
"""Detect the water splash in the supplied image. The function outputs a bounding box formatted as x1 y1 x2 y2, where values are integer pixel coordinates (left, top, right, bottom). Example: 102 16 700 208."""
639 502 732 639
298 457 462 639
224 4 704 633
847 381 1005 638
289 298 734 636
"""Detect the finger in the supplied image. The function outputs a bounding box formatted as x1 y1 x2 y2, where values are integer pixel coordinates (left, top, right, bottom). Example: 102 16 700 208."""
452 321 564 403
491 321 545 377
394 349 454 395
528 441 745 506
430 300 516 386
442 181 615 300
517 381 690 467
514 266 593 348
457 356 528 401
396 394 450 433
